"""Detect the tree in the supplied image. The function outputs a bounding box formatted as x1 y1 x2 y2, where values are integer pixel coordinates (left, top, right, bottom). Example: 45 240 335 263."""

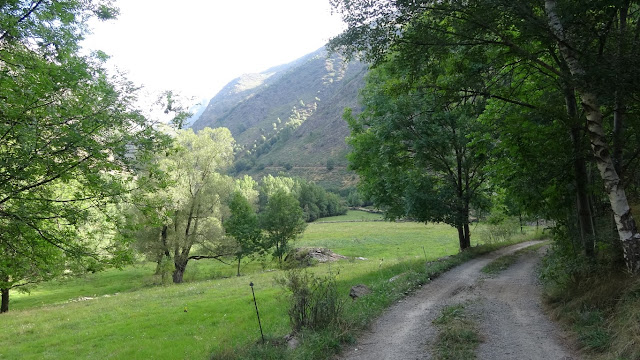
258 175 298 208
224 192 263 276
345 58 491 250
296 179 347 222
260 190 307 263
329 0 640 271
0 1 170 312
544 0 640 270
133 128 235 283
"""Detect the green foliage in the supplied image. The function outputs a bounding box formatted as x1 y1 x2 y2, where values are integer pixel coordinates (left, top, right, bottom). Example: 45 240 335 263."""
345 190 363 207
345 57 491 250
476 213 520 245
296 179 347 222
329 0 640 269
260 190 307 263
278 269 343 332
326 159 335 171
225 192 264 276
258 175 347 222
131 127 236 283
0 0 171 311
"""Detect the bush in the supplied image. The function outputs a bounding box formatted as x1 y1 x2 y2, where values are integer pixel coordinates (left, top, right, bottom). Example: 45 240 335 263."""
326 159 335 171
278 269 343 332
477 214 520 244
346 190 363 207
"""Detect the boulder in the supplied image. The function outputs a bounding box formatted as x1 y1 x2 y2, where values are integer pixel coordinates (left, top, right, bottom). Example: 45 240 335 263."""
349 284 371 300
285 247 347 267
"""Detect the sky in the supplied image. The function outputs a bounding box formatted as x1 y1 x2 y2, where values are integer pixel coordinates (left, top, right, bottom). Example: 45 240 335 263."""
82 0 346 105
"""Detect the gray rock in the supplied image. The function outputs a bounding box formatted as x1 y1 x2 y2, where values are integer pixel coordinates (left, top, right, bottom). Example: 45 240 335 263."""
349 284 371 300
284 333 299 350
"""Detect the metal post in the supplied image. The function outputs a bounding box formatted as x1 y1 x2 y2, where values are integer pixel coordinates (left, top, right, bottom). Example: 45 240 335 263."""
250 282 265 344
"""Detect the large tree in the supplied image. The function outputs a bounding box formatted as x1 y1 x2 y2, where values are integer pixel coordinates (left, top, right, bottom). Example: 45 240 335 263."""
134 128 235 284
260 189 307 263
329 0 640 271
224 191 263 277
0 1 169 312
345 58 490 250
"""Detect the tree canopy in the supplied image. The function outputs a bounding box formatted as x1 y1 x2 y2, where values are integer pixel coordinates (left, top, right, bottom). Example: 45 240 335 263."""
132 127 235 284
330 0 640 271
260 189 307 263
345 57 491 250
0 0 170 312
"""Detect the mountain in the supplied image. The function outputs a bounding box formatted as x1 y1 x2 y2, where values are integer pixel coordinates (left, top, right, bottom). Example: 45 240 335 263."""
182 97 210 129
191 47 368 190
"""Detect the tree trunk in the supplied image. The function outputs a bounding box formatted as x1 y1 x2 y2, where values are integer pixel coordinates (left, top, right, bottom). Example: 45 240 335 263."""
563 81 596 256
567 94 596 257
155 225 171 275
1 288 9 313
172 260 187 283
613 2 628 177
457 207 471 250
237 257 241 277
519 212 524 234
463 221 471 249
546 0 640 272
457 225 467 251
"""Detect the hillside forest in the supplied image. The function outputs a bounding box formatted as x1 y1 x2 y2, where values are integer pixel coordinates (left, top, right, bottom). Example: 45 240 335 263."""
1 0 640 358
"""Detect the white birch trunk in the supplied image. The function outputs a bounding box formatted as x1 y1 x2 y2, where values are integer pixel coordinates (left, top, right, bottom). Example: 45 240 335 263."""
545 0 640 272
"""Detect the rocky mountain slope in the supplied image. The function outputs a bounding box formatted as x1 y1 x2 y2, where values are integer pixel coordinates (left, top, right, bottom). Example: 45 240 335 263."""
191 47 368 189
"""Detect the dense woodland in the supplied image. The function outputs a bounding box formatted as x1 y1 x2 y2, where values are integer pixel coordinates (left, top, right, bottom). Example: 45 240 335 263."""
1 1 640 356
330 0 640 268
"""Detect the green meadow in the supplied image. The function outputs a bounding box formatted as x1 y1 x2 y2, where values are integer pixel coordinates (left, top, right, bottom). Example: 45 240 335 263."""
1 211 534 359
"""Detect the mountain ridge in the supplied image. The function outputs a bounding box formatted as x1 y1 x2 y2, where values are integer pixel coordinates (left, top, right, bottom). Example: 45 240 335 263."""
191 47 368 189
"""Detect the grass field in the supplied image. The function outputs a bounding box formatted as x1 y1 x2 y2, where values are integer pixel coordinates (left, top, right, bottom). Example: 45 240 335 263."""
313 209 384 222
2 212 535 359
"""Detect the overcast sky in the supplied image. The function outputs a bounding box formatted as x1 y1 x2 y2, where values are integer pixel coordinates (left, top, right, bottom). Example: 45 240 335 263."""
82 0 345 103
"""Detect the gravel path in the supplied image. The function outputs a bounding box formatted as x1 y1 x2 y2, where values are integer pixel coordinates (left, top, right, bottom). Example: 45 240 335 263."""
337 241 579 360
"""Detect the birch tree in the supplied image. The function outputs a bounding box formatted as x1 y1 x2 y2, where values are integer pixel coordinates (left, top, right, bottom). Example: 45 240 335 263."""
544 0 640 271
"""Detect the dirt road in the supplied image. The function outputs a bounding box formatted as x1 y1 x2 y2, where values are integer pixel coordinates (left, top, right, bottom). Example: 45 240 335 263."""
337 241 579 360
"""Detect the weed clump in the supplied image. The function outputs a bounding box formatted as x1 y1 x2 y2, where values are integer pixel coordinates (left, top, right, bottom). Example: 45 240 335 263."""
278 269 344 332
432 303 480 360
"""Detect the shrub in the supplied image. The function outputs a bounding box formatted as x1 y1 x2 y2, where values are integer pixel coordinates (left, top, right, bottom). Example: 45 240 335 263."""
278 269 343 332
326 159 335 171
477 215 520 244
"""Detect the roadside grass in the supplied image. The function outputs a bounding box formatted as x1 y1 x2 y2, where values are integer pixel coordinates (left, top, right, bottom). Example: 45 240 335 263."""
432 303 480 360
481 241 549 275
543 269 640 360
3 213 545 359
234 232 546 359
